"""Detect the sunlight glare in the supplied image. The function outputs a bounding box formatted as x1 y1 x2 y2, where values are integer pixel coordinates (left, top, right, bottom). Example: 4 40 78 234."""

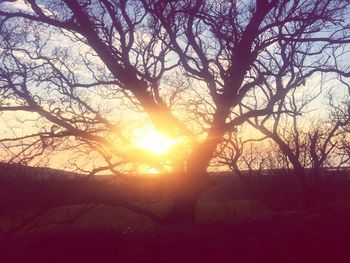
148 168 159 174
133 127 178 154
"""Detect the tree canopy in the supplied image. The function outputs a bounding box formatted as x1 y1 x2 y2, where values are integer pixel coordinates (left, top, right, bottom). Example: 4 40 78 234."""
1 0 350 223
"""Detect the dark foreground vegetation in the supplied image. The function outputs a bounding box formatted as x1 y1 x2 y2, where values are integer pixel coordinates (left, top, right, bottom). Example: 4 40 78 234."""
1 204 350 263
1 163 350 262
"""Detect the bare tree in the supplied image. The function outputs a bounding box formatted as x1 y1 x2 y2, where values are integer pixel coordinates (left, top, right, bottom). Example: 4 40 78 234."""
1 0 350 223
245 70 350 206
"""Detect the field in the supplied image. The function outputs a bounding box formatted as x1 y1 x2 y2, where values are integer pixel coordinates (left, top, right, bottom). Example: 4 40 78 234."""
1 163 350 262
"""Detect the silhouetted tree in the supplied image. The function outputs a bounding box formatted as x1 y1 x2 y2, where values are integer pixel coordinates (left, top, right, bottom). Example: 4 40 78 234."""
1 0 350 223
244 87 349 206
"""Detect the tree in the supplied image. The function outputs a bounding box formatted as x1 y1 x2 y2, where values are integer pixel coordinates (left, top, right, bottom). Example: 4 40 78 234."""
243 84 350 206
1 0 350 224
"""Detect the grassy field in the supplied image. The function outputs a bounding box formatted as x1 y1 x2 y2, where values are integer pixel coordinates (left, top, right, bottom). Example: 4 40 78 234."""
1 200 350 262
1 163 350 262
0 199 266 235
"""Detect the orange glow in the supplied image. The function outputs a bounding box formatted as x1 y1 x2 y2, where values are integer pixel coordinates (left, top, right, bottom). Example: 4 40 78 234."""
148 167 159 174
133 127 179 155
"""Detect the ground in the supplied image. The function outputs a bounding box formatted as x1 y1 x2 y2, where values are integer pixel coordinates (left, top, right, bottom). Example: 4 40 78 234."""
1 200 350 263
1 165 349 262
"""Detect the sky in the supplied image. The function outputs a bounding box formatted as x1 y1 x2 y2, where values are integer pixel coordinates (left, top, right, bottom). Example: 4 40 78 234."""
1 0 349 173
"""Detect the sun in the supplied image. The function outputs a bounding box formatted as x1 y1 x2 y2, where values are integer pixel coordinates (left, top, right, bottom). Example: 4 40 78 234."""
133 127 178 154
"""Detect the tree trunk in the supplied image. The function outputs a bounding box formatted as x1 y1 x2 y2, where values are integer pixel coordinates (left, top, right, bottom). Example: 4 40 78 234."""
164 123 225 224
164 172 206 224
166 194 199 224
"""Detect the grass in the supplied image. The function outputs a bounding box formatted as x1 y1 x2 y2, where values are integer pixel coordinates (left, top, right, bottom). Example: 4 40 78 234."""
58 200 267 228
1 200 350 262
1 199 267 234
1 164 350 262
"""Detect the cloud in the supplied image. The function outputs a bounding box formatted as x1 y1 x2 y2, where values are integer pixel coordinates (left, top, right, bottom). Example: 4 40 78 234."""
0 0 33 13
